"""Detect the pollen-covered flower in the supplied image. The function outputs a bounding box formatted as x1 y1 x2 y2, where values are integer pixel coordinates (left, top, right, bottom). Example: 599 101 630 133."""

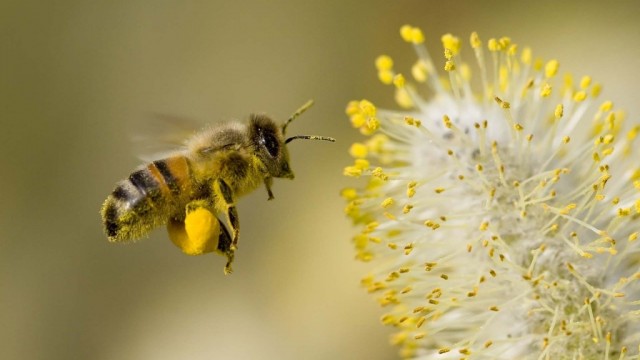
344 26 640 359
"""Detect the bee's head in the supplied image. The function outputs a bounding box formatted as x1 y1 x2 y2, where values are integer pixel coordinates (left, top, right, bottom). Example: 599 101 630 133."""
249 100 335 179
249 114 294 179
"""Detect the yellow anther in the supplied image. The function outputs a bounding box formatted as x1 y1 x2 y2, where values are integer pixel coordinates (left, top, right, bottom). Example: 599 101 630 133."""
354 158 370 170
600 100 614 112
400 25 424 44
441 33 461 55
404 116 415 126
410 27 425 44
580 75 592 89
545 59 559 78
507 44 518 56
499 36 511 48
340 187 358 200
411 60 428 82
434 187 445 194
343 166 362 177
345 100 359 115
629 232 638 242
460 63 472 81
444 48 453 60
395 88 414 109
371 167 389 181
367 117 380 131
402 204 413 214
443 115 452 128
359 100 376 116
381 197 395 209
521 47 532 65
349 143 368 158
375 55 394 71
514 123 524 131
555 104 564 119
487 38 500 52
592 83 602 97
470 31 482 48
400 25 413 42
393 73 406 88
378 70 394 85
540 83 552 97
444 60 456 71
573 91 587 102
350 113 366 128
479 221 489 231
562 136 570 144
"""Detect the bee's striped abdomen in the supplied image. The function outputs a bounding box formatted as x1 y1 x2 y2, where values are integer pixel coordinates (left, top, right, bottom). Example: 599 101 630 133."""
101 156 192 242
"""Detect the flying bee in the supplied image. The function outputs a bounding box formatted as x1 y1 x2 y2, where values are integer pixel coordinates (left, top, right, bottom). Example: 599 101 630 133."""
101 100 334 274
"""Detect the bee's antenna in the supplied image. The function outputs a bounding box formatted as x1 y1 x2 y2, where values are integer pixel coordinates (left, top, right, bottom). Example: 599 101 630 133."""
282 100 315 136
285 135 336 144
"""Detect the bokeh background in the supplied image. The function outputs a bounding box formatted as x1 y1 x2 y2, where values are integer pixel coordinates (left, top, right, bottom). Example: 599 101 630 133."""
2 1 639 359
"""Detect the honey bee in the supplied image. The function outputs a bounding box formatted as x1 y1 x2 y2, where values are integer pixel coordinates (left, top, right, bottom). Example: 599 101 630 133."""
101 100 334 274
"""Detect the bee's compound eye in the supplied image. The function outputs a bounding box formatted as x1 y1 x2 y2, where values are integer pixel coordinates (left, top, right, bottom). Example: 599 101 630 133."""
263 132 279 157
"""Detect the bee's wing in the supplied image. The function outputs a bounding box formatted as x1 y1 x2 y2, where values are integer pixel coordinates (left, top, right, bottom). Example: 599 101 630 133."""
130 113 205 162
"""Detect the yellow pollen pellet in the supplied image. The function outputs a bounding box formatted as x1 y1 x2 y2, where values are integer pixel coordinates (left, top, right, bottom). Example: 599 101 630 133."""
375 55 394 70
545 59 559 78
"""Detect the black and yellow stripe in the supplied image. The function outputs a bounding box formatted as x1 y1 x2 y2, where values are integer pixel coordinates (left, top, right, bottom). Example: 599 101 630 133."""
101 156 193 242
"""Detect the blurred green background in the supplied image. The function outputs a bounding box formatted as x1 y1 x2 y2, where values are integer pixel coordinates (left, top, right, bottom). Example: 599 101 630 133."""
2 1 639 359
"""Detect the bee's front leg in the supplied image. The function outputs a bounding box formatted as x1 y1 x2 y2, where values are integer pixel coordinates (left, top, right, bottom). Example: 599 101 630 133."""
264 177 274 200
213 178 240 249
